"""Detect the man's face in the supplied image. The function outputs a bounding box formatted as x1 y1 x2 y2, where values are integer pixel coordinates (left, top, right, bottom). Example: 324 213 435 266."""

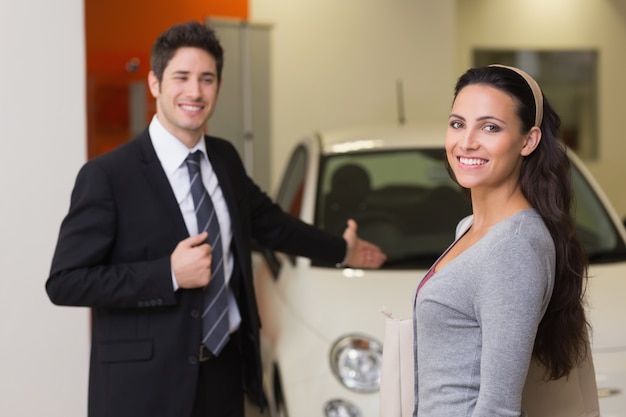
148 47 220 148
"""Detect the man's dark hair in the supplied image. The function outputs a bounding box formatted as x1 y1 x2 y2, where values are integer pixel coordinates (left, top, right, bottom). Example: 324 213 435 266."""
150 21 224 82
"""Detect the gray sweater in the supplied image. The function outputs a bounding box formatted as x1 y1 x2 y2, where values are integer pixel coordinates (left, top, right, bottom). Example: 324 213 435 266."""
414 209 555 416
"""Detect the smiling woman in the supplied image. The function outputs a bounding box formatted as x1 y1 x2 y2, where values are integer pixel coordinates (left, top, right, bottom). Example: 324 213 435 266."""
412 65 592 416
445 82 541 194
253 120 626 417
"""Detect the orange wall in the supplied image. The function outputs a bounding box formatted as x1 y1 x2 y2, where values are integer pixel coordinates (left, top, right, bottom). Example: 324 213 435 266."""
85 0 248 158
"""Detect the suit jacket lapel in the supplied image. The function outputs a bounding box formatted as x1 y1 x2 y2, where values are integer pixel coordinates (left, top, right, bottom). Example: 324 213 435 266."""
204 137 244 252
136 130 189 241
205 137 241 223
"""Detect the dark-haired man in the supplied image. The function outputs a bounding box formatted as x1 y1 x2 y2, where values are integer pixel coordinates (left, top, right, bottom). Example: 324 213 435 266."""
46 21 386 417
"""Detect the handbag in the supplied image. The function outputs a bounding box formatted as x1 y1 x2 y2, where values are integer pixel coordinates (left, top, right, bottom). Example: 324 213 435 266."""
379 309 600 417
521 337 600 417
379 309 415 417
379 266 435 417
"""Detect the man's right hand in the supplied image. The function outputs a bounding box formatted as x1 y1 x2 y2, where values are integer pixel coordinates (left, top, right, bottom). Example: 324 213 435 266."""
171 232 212 289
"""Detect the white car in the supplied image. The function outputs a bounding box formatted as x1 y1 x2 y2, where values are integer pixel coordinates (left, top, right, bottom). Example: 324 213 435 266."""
253 124 626 417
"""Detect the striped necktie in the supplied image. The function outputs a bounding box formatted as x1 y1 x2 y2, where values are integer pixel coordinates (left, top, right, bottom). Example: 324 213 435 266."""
185 150 230 356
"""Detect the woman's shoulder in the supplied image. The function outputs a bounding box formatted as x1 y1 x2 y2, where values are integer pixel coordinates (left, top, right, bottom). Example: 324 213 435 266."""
488 209 554 257
456 209 549 240
503 209 550 238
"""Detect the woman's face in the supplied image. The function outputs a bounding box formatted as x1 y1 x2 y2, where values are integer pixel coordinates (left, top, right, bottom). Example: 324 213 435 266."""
445 84 537 192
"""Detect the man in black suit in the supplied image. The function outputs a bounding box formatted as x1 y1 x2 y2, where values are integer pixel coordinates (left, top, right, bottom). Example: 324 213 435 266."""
46 21 386 417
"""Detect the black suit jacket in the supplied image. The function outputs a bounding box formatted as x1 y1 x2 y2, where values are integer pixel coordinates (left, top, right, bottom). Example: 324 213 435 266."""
46 130 346 417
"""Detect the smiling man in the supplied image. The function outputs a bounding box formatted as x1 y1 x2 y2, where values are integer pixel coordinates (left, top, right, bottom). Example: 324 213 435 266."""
45 21 386 417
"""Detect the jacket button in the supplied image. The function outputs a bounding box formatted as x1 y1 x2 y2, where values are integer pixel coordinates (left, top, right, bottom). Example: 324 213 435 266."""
190 309 200 319
188 356 198 365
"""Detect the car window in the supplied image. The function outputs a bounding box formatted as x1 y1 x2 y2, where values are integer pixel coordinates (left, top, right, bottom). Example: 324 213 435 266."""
313 149 472 268
276 145 307 217
571 164 626 262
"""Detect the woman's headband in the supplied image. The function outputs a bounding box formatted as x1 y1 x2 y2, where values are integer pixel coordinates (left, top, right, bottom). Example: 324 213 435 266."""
489 64 544 128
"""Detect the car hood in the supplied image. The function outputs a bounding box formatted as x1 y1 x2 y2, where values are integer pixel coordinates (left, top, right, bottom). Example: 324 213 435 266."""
278 259 626 353
277 261 422 344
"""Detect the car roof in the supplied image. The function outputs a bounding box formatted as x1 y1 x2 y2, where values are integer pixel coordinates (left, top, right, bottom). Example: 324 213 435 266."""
315 123 447 155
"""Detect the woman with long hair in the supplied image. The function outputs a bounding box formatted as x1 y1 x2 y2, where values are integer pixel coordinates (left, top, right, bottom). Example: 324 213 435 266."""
413 64 589 416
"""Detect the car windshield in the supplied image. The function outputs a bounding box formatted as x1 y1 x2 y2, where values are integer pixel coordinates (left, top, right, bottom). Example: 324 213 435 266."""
313 148 626 269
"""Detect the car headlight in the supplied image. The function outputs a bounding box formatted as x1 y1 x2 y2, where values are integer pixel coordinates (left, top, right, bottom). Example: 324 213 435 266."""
330 334 383 392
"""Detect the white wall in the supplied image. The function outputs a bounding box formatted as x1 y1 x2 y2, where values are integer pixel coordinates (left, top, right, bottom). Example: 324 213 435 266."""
250 0 458 192
0 1 90 416
455 0 626 218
